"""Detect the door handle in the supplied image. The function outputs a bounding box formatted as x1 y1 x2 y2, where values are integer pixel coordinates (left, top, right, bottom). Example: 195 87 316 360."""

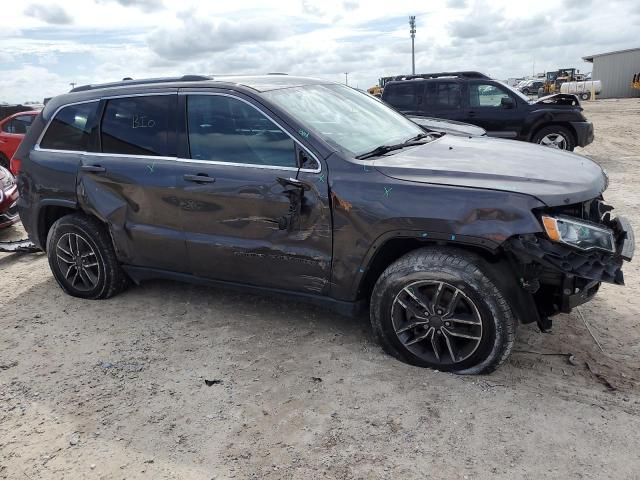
183 173 216 183
80 165 106 173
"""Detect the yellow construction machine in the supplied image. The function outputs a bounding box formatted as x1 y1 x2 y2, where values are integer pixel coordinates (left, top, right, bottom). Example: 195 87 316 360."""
540 68 580 96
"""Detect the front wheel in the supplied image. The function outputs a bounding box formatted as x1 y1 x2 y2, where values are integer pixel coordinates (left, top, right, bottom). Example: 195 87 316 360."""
532 125 575 151
370 248 517 374
579 91 591 101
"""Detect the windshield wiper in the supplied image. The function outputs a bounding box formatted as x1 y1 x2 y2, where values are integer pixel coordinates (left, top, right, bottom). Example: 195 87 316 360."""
404 132 431 143
355 136 431 160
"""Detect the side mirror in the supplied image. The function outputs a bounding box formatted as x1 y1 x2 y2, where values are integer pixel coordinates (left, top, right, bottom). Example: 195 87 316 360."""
501 96 515 109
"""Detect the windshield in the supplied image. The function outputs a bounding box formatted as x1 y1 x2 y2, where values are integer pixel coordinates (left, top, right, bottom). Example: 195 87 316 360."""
262 84 424 156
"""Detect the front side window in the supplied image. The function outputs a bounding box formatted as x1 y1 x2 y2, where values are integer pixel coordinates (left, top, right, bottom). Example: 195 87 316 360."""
101 95 173 156
263 84 424 156
425 82 461 110
40 102 98 151
469 83 512 107
187 95 297 168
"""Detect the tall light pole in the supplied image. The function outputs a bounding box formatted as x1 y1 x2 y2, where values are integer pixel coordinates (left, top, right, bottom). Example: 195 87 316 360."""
409 16 416 75
344 72 349 85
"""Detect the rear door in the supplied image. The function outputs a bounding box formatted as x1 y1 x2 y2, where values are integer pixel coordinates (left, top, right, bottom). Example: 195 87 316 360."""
75 92 189 272
464 81 524 138
422 81 465 121
174 91 333 294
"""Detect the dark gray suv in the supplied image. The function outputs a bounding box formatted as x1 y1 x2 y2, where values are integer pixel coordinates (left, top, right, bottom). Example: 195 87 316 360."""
14 75 634 374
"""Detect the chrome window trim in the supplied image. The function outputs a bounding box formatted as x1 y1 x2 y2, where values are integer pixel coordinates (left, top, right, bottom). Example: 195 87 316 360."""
34 92 322 174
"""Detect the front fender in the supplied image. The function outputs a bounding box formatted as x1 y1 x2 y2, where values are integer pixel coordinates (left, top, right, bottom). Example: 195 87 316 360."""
326 155 546 301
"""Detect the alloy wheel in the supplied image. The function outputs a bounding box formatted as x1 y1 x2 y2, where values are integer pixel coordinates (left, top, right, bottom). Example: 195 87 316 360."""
55 233 101 292
391 280 483 365
539 133 568 150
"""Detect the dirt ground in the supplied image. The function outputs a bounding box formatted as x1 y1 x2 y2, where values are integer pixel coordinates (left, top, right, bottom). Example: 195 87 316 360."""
1 99 640 480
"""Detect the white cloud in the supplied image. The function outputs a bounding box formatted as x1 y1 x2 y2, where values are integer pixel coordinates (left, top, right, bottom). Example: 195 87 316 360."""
24 4 73 25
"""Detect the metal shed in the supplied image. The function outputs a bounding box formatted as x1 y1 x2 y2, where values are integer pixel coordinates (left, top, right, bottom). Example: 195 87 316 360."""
583 47 640 98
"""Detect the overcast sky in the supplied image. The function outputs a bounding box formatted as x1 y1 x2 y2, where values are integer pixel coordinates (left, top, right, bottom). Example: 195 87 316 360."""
1 0 639 103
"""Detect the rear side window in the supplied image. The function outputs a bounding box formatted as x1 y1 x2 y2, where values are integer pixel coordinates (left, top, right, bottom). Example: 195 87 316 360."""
101 95 173 157
40 102 98 151
384 83 423 108
425 82 461 110
186 95 297 168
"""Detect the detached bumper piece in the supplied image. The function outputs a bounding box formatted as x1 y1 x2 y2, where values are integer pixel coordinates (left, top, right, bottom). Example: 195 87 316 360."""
0 238 39 253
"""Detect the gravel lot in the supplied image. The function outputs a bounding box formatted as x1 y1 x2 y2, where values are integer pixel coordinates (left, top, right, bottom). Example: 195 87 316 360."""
1 99 639 479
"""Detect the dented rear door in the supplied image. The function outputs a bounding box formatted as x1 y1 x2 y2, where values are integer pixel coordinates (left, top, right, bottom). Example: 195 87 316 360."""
77 91 189 272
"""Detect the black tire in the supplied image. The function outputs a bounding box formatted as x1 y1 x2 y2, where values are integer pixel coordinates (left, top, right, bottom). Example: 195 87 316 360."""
46 213 129 299
532 125 576 151
580 92 590 101
0 153 8 170
522 88 530 95
370 247 516 374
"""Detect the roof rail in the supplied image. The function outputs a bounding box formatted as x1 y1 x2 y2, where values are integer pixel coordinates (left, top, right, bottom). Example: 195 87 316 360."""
70 75 212 93
389 71 490 82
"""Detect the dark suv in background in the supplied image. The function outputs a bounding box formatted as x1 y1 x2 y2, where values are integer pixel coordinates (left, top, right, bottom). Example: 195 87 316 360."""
382 72 593 151
15 75 632 374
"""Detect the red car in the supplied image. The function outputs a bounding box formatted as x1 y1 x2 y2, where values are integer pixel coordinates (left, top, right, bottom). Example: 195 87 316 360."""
0 110 39 171
0 166 19 228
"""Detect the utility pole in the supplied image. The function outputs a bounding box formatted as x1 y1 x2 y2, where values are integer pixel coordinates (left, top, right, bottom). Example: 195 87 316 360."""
344 72 348 85
409 16 416 75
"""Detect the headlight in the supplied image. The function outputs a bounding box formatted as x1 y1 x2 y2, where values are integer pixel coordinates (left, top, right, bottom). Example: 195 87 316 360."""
541 215 615 253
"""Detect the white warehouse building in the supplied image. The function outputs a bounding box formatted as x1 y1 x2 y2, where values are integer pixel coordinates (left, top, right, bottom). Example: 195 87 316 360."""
583 47 640 98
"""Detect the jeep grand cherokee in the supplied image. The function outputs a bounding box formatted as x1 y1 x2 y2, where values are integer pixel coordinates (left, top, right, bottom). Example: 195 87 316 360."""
14 75 633 374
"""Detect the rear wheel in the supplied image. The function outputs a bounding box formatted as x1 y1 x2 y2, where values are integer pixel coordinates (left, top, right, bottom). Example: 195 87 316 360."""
580 92 591 101
532 125 575 151
370 248 516 374
46 213 129 299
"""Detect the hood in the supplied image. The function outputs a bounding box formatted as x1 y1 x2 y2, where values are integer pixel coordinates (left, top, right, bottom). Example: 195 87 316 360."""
534 93 581 107
407 116 486 137
373 134 606 206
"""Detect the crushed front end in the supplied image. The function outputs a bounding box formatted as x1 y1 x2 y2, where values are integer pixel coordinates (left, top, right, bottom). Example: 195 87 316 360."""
505 198 634 330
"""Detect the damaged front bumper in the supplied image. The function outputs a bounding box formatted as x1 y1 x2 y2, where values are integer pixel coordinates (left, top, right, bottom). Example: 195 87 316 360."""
504 215 634 320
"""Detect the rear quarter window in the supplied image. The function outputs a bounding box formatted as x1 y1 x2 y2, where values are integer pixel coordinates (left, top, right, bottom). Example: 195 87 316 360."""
384 83 423 109
40 102 98 151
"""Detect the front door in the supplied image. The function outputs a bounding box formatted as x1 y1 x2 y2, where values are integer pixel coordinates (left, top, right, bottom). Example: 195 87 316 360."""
174 92 333 294
464 81 523 138
76 92 190 273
